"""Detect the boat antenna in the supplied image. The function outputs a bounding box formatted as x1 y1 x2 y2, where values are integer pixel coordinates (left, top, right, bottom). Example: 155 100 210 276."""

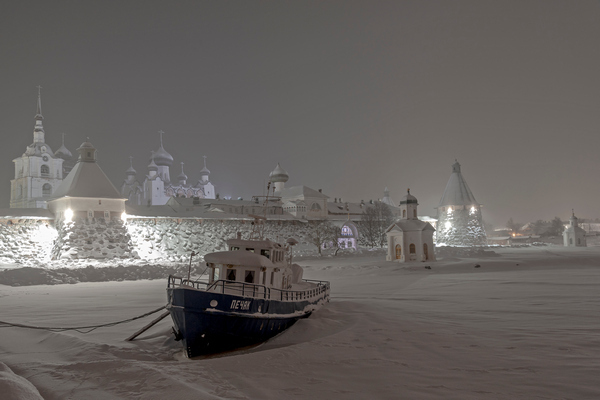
187 251 197 281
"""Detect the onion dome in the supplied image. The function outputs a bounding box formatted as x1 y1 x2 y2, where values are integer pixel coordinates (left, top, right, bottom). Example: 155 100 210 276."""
200 156 210 176
55 133 73 160
269 163 289 183
148 152 158 171
153 130 174 167
55 144 72 160
126 156 136 176
178 162 188 181
400 189 418 205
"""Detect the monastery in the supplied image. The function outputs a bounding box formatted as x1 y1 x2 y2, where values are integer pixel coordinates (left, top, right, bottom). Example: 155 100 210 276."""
1 89 509 265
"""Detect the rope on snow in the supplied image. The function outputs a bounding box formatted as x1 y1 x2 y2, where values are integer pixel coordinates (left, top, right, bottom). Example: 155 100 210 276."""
0 306 167 334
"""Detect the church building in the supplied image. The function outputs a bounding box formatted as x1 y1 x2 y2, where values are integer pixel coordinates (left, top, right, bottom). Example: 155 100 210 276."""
121 131 216 206
10 88 64 209
563 211 586 247
385 190 436 262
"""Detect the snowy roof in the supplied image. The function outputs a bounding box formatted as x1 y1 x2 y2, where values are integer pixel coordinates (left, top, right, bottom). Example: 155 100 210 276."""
50 152 123 200
386 219 435 233
204 251 275 268
327 201 365 215
278 185 328 199
438 161 479 207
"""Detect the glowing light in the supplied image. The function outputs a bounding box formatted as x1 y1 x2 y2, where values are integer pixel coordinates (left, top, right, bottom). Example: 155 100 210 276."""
64 208 73 222
447 206 453 214
445 221 452 229
470 206 476 215
121 211 128 222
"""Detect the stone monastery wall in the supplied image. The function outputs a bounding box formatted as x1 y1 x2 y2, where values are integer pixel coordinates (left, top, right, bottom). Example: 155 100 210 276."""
0 218 316 264
0 219 57 265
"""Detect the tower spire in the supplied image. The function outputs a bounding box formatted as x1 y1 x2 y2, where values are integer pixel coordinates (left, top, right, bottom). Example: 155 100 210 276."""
33 85 45 143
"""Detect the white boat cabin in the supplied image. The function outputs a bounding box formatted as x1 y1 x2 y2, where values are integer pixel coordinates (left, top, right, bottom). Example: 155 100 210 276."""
204 235 301 291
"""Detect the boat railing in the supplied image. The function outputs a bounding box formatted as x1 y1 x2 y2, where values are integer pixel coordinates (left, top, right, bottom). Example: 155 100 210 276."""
168 275 210 290
207 280 271 299
171 276 331 302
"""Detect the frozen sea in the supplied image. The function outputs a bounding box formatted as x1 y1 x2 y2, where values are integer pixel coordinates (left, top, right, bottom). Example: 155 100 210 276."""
1 246 599 399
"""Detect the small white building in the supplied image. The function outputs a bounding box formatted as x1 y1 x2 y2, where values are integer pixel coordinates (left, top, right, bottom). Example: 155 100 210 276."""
563 211 586 247
386 190 436 262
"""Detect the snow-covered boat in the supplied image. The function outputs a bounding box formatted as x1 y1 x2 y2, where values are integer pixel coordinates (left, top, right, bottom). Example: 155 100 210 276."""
166 216 330 358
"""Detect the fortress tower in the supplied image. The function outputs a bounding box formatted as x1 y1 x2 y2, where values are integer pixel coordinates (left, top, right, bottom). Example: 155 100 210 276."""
435 161 487 246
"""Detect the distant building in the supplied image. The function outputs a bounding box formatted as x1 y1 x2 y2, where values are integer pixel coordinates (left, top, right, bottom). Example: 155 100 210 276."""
121 132 216 206
435 160 487 246
386 190 436 262
381 187 396 207
269 164 329 219
563 211 586 247
10 88 64 209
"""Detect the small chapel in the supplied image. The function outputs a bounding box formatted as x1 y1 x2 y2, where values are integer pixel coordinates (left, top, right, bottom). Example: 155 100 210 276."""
385 190 436 262
563 211 587 247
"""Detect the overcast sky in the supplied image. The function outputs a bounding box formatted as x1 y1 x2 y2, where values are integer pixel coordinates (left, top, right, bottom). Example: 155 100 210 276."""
1 0 599 227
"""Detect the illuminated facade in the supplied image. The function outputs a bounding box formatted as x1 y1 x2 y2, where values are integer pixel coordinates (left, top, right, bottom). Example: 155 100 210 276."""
385 190 436 262
10 88 64 209
435 161 487 246
563 211 586 247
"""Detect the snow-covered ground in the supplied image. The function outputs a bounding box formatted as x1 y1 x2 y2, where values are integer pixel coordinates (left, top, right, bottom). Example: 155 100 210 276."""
1 245 599 399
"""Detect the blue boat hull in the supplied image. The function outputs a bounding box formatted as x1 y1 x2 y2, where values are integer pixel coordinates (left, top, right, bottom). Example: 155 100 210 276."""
167 287 322 357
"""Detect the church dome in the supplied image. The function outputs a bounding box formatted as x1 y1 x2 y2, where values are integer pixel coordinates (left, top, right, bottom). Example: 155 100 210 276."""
153 145 173 167
148 153 158 172
55 144 73 160
178 162 188 181
399 189 418 205
269 163 289 183
126 165 137 176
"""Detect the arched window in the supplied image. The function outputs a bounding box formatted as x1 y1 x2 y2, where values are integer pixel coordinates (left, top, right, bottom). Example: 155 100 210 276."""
41 165 50 177
423 243 428 260
395 244 401 259
311 203 321 211
42 183 52 196
341 226 352 236
402 210 406 218
409 243 416 254
414 209 417 218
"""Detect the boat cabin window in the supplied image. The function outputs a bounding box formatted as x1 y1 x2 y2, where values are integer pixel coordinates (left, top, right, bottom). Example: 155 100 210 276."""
227 269 237 281
246 248 255 253
213 267 220 281
230 246 240 251
262 271 266 285
245 270 255 283
260 249 270 258
270 271 275 285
